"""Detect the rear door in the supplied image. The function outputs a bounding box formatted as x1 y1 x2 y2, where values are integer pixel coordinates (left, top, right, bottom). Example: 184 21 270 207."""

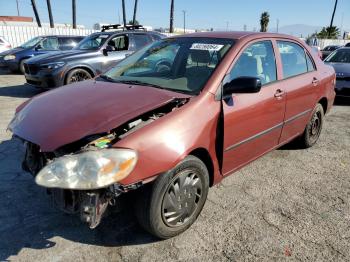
222 40 286 175
276 40 319 144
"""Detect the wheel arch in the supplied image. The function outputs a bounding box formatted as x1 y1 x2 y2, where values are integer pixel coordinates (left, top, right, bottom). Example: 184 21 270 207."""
189 148 215 187
318 97 328 114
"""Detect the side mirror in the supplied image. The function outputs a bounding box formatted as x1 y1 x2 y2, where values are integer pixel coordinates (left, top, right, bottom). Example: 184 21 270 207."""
223 76 262 97
103 45 115 56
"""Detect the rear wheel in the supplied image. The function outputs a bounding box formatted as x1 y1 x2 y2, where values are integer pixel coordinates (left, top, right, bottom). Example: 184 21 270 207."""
299 103 324 148
135 155 209 239
65 68 92 85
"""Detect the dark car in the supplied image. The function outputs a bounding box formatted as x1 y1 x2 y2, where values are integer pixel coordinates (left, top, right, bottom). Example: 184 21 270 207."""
24 25 164 88
0 35 84 73
9 32 335 238
324 47 350 97
321 45 341 60
345 42 350 47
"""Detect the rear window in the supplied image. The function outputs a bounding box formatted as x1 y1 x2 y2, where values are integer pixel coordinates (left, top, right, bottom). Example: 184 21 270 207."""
277 41 308 78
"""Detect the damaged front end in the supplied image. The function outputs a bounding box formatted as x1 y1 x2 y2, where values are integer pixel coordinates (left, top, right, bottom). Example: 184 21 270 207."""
19 98 189 228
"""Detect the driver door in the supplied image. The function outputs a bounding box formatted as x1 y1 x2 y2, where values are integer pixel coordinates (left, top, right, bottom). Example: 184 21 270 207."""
222 40 286 175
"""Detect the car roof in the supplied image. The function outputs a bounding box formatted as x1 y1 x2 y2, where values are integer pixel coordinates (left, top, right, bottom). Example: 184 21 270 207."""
35 35 84 38
172 31 302 41
92 30 162 36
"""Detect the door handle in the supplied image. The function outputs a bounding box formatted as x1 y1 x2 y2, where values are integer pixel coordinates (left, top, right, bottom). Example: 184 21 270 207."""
312 77 319 85
274 89 284 98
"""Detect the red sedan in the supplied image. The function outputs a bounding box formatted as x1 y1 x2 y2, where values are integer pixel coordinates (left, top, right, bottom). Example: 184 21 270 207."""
9 32 336 238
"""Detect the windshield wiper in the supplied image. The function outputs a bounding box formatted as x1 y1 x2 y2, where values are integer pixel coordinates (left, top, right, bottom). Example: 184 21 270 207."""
114 79 167 89
98 74 116 82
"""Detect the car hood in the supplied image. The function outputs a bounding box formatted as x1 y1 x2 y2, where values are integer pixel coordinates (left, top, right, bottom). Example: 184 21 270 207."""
326 62 350 75
26 50 96 64
10 80 190 151
0 47 24 56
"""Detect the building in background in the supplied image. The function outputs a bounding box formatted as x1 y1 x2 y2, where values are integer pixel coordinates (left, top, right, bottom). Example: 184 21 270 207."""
0 16 85 29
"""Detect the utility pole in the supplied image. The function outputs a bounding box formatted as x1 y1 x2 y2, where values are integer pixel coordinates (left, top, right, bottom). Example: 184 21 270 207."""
182 10 186 34
16 0 20 16
72 0 76 29
170 0 174 33
46 0 54 28
31 0 41 27
122 0 127 26
133 0 138 25
329 0 338 38
276 19 279 33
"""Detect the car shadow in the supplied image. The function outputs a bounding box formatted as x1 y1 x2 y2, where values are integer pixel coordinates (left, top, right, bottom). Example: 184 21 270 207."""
0 84 42 98
0 137 158 260
334 96 350 106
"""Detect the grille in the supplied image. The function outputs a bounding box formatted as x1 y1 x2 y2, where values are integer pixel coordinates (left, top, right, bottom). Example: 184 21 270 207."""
23 142 46 176
25 64 40 75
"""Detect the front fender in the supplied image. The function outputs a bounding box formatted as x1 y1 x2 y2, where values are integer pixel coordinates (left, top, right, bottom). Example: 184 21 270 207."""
116 92 223 186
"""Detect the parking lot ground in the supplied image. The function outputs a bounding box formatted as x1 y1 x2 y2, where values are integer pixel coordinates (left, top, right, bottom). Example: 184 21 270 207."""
0 71 350 261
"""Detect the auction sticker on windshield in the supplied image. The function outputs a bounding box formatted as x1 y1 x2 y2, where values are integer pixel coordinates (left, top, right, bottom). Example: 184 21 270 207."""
190 43 224 51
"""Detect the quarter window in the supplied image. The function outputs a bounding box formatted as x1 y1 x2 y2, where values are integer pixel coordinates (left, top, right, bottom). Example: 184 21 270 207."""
277 41 308 78
229 41 277 85
306 53 315 72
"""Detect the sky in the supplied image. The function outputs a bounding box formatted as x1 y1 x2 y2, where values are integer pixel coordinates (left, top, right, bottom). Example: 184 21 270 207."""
0 0 349 32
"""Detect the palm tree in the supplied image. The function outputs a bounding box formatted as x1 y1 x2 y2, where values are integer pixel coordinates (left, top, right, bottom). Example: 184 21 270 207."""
170 0 174 33
30 0 41 27
72 0 76 29
260 11 270 32
132 0 138 26
46 0 54 28
317 26 340 39
329 0 338 38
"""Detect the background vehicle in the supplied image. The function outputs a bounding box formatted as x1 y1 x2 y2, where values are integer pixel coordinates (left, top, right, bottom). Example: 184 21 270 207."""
10 32 335 239
324 47 350 97
0 35 84 73
24 24 165 88
321 45 341 60
0 36 11 53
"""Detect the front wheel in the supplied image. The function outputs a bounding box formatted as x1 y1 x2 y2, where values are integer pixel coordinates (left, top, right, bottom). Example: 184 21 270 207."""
299 103 324 148
135 155 209 239
65 68 92 85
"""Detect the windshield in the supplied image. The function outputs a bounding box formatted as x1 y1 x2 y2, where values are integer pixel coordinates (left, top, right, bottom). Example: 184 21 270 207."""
74 34 109 50
325 49 350 63
101 37 234 95
19 36 43 48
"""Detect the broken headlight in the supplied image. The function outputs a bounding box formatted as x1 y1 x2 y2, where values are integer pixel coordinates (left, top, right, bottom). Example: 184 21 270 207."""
35 148 137 189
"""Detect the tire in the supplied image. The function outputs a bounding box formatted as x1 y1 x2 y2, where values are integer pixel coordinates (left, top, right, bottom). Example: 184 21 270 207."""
299 103 324 148
65 68 92 85
19 59 27 74
135 155 209 239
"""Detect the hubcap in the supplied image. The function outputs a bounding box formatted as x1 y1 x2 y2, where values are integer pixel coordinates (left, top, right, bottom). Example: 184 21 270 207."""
161 169 203 227
309 111 321 140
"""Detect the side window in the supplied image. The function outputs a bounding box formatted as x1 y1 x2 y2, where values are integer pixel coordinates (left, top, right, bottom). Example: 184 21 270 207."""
58 38 79 50
277 41 308 78
229 40 277 85
133 34 152 49
107 35 128 51
39 37 59 50
306 53 315 72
